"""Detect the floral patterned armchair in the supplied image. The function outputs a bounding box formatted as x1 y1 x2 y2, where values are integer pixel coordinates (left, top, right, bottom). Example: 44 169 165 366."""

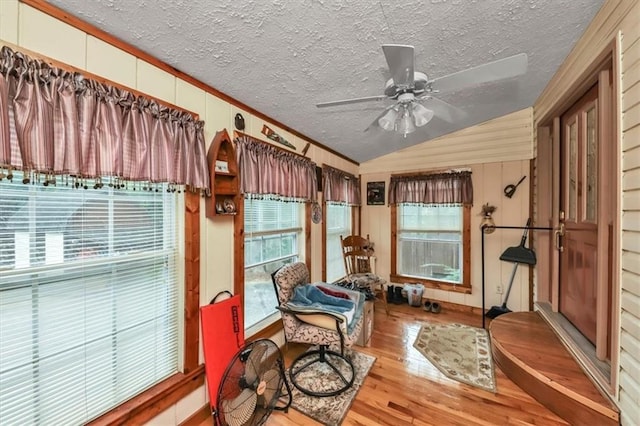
271 261 364 396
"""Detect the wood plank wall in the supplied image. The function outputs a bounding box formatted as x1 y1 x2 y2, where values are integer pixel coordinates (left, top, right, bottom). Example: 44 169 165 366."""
359 109 533 313
359 108 533 175
0 1 360 424
532 1 640 424
618 2 640 424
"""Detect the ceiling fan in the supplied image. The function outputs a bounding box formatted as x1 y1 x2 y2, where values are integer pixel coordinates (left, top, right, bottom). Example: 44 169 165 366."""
316 45 528 136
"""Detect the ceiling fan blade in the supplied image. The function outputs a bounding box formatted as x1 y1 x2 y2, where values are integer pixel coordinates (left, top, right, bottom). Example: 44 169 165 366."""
316 95 388 108
433 53 528 93
418 96 468 123
365 104 397 132
382 44 415 88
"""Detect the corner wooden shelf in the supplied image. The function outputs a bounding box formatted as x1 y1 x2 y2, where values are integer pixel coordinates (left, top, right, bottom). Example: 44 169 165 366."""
206 129 240 218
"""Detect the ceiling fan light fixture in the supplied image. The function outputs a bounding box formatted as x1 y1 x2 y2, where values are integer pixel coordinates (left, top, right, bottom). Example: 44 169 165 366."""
412 103 434 127
378 108 398 131
397 106 416 135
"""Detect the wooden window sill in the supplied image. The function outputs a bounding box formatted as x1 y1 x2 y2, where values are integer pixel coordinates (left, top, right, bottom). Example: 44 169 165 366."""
247 318 283 341
390 274 472 294
87 366 205 426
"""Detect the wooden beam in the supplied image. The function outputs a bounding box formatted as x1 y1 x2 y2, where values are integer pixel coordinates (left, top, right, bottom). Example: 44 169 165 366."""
184 191 201 373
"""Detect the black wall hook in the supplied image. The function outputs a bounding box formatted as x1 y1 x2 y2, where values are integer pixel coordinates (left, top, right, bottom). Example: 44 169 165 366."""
504 175 526 198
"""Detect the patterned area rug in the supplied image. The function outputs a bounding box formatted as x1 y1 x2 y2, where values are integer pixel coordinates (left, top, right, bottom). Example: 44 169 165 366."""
413 322 496 393
285 349 375 426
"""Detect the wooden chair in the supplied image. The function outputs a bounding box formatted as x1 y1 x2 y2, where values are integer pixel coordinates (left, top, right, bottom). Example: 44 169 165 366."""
340 234 388 315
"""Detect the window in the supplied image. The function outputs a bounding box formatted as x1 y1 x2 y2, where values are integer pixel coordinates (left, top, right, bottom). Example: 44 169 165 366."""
244 198 302 330
392 203 471 291
0 172 181 424
325 203 352 282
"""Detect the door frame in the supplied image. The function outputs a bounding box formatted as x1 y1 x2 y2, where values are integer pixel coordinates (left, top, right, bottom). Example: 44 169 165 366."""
534 40 620 395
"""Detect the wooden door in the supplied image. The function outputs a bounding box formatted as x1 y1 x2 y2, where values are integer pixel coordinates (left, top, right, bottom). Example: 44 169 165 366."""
558 85 599 344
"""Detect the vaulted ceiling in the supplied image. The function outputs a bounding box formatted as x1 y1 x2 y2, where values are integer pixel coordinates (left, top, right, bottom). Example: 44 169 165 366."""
49 0 604 163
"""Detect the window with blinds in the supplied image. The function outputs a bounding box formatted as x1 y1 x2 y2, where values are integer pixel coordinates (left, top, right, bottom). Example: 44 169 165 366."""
0 172 181 425
397 204 463 283
325 203 352 282
244 198 302 330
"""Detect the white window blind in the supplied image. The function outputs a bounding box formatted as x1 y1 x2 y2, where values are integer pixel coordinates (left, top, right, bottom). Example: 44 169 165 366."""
397 204 463 283
244 198 301 330
0 172 180 425
325 203 352 282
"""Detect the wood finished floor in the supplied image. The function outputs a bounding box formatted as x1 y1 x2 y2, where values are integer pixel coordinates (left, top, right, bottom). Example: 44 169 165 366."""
202 302 568 426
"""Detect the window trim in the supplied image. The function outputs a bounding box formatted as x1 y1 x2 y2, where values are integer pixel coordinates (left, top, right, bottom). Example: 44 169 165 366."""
82 191 203 425
390 203 471 294
238 198 308 338
322 202 357 282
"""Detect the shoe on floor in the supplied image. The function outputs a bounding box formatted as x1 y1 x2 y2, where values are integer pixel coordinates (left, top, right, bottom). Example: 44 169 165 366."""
386 285 395 303
431 302 441 313
423 300 432 311
393 286 405 304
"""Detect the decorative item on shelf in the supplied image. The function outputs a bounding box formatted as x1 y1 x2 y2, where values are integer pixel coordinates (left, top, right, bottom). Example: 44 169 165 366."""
503 175 527 198
479 203 497 234
261 124 296 150
214 160 229 173
215 201 225 214
223 198 236 214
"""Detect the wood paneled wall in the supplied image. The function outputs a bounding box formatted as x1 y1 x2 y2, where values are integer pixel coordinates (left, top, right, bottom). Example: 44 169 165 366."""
532 1 640 424
359 108 533 175
360 109 533 313
0 1 358 424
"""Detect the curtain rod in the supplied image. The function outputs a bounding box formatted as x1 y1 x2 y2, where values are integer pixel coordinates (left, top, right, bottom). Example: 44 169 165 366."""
321 164 358 181
391 167 472 178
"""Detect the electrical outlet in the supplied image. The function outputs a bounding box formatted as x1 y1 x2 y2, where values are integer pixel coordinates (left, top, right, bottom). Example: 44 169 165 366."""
496 284 503 294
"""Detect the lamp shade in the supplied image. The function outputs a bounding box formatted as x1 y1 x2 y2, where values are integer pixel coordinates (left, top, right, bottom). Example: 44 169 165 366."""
378 108 398 131
412 103 434 127
397 106 416 135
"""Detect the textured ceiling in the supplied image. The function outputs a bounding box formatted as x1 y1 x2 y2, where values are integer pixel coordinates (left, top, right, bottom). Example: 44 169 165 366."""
49 0 604 163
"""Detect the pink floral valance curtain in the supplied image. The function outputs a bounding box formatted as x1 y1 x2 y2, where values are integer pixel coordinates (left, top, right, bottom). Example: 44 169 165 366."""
235 134 317 202
0 46 209 192
388 170 473 206
322 165 360 206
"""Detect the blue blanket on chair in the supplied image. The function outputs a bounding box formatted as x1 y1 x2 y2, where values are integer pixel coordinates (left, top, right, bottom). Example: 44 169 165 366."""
290 285 354 313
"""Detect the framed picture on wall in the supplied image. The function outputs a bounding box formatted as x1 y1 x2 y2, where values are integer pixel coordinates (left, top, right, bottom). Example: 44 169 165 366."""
367 181 385 205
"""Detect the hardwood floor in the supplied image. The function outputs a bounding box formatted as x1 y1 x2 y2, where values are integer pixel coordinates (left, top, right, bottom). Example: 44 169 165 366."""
201 302 569 426
490 312 618 425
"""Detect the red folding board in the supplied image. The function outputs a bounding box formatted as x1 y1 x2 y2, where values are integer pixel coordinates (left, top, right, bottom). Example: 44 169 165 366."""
200 292 245 410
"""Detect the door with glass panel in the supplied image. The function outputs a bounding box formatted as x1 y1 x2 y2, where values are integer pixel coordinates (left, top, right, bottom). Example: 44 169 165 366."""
558 85 599 344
